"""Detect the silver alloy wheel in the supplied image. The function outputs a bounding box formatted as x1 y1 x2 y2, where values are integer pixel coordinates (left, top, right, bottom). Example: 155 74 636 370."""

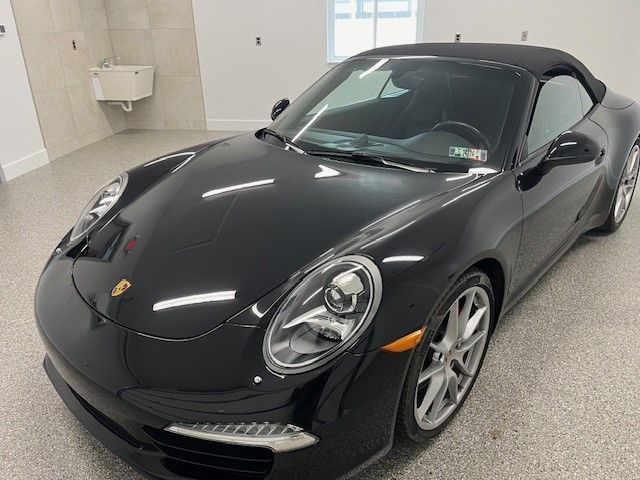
614 145 640 224
414 286 491 430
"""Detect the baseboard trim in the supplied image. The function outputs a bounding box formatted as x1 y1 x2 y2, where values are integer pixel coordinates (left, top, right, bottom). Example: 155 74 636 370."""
206 119 269 132
1 148 49 182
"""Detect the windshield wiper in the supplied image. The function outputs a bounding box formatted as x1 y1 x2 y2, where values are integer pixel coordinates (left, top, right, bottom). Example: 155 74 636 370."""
262 129 307 155
306 150 438 173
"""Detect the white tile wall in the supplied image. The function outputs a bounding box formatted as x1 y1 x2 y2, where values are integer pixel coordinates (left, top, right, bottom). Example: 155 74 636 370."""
106 0 205 130
105 0 149 29
13 0 205 161
49 0 83 32
13 0 126 160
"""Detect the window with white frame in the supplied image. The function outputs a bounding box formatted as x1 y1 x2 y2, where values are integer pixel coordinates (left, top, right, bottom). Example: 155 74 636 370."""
328 0 425 62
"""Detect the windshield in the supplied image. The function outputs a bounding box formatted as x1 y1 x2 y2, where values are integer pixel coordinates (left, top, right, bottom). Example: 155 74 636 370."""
267 57 522 171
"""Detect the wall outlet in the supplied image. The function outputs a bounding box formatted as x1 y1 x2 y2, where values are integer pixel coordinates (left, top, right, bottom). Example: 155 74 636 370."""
255 36 262 46
454 32 462 43
0 24 6 36
521 30 528 41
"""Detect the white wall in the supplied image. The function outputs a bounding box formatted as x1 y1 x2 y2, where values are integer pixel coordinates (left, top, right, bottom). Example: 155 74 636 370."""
0 0 48 182
193 0 332 130
422 0 640 103
194 0 640 131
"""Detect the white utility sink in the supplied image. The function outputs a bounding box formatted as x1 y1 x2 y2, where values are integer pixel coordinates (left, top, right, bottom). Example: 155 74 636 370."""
90 66 154 107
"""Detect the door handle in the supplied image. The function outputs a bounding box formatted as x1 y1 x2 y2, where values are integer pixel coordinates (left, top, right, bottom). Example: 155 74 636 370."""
595 148 606 165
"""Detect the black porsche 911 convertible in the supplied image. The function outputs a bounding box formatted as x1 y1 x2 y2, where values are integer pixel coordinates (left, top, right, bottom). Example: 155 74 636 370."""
36 43 639 480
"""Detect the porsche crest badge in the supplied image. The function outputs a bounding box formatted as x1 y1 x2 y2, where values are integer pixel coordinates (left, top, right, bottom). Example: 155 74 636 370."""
111 279 131 297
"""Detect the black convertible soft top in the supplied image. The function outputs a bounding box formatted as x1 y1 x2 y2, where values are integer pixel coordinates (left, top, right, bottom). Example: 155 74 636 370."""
355 43 606 102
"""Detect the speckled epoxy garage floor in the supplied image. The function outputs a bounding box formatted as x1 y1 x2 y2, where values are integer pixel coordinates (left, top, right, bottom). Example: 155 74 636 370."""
1 130 639 479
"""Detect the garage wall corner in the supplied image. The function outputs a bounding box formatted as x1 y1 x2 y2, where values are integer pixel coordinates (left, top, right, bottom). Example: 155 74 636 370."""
0 0 49 183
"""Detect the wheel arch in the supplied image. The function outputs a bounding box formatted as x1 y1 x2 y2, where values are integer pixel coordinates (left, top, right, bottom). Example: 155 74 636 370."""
471 257 505 328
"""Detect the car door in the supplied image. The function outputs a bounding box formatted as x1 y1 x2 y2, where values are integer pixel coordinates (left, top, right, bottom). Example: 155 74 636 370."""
510 73 607 293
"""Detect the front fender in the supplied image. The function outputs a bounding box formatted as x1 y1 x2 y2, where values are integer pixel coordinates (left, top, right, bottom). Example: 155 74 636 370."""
351 171 522 352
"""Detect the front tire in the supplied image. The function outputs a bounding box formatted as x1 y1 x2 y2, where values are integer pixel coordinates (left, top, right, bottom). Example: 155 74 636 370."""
396 268 495 441
599 141 639 233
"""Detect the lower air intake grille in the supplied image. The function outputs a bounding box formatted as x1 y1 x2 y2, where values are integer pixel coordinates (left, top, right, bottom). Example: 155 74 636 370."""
144 426 274 480
69 385 141 448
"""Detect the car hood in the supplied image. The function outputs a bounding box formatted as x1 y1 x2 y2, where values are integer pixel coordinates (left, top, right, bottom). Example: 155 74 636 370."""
72 133 475 339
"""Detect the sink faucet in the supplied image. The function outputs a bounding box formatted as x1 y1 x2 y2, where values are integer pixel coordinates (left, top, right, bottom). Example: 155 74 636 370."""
99 56 121 69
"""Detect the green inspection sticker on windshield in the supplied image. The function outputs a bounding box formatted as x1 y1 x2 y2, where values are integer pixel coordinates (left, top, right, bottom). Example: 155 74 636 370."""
449 146 488 162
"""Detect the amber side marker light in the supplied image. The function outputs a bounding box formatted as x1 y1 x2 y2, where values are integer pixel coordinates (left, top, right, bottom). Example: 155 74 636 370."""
382 328 425 353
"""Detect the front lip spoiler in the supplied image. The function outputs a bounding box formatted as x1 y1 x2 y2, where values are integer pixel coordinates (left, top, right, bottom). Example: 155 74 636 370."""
164 423 319 452
42 356 160 478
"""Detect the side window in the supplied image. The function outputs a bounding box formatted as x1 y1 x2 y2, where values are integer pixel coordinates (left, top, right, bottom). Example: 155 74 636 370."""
527 74 584 153
577 81 594 115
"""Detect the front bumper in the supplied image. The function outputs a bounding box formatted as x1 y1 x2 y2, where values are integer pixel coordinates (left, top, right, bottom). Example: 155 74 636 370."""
36 254 411 479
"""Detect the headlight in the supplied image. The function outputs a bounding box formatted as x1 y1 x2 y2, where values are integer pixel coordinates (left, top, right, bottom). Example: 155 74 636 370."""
264 255 382 374
69 173 128 242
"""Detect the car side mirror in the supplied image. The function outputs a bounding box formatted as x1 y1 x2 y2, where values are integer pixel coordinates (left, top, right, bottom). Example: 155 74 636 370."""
540 131 601 174
271 98 290 121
